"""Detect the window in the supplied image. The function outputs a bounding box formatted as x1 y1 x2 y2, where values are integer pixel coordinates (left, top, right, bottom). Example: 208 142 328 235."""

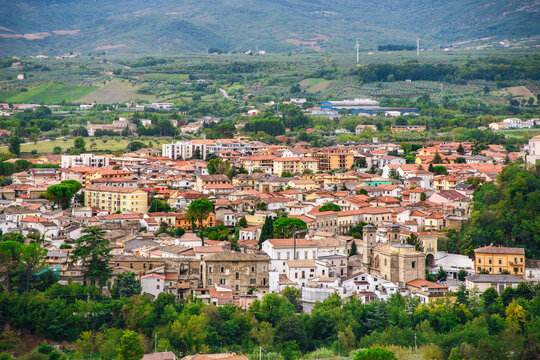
235 272 239 280
220 266 224 273
489 259 492 264
143 263 146 269
209 266 213 273
478 267 482 272
478 258 482 264
235 285 239 290
220 278 225 285
251 266 255 272
156 285 160 289
250 278 256 284
499 259 502 265
208 279 212 285
412 261 416 269
130 263 133 269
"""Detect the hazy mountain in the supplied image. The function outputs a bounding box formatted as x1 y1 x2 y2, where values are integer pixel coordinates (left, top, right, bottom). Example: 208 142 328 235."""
1 0 539 56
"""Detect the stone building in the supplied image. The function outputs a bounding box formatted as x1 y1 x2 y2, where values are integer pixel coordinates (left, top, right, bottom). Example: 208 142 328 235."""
202 252 270 296
362 224 426 285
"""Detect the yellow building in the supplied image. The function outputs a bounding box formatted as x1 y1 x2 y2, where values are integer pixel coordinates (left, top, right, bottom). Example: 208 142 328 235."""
312 149 354 171
272 157 318 176
433 176 459 191
474 245 525 278
84 185 148 213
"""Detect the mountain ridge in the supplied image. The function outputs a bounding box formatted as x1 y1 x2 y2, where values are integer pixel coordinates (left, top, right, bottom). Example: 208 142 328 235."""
0 0 539 56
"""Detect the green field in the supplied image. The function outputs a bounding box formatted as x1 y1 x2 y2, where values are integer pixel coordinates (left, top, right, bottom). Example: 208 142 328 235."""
0 137 170 154
0 82 97 104
143 73 189 82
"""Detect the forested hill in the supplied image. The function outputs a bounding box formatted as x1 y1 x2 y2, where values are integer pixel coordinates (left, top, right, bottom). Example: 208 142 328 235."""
0 0 539 56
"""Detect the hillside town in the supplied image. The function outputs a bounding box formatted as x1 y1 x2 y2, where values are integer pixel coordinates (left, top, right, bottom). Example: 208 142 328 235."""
1 127 538 312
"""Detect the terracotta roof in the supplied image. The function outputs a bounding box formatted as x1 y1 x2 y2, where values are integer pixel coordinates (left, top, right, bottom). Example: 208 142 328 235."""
267 238 317 247
407 279 448 290
474 245 525 255
85 185 143 193
287 259 316 268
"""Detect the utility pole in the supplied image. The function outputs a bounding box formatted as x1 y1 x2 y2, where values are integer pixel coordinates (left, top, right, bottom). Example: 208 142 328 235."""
355 40 360 63
416 37 420 57
155 333 157 353
259 346 262 360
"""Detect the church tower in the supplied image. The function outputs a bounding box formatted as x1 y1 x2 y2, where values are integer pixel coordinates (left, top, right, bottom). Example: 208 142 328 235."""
387 223 401 245
362 224 377 269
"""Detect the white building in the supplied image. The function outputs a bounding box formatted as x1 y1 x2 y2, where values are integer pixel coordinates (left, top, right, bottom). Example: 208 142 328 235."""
261 238 318 274
141 273 166 298
526 134 540 166
61 153 110 168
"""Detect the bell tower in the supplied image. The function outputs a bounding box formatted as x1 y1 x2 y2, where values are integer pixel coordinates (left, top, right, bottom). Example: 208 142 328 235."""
362 224 377 269
387 223 401 245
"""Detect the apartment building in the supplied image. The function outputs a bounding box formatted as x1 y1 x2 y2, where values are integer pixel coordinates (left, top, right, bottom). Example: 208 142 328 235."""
84 185 148 213
474 245 526 278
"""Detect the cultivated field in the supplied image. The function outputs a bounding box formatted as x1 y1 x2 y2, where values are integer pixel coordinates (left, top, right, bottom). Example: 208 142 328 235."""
0 82 96 104
0 137 170 154
76 79 157 104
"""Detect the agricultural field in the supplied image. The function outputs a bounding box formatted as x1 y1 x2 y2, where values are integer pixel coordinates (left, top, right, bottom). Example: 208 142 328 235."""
142 73 189 83
76 79 158 104
0 82 97 104
0 137 169 155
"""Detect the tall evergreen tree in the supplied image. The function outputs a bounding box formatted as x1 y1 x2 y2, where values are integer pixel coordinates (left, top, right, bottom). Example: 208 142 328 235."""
70 227 112 289
259 216 274 248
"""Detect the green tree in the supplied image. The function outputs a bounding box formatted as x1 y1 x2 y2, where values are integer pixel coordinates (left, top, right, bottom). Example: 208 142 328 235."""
118 331 144 360
273 218 307 239
457 144 465 155
281 171 294 178
420 192 426 201
406 233 423 251
149 199 171 213
349 241 358 256
437 267 447 281
45 180 82 209
8 136 22 156
282 341 301 360
431 151 443 164
20 243 48 292
207 158 231 175
110 272 142 299
319 203 341 212
275 316 307 350
457 269 468 281
237 217 248 228
259 216 274 247
70 227 112 288
73 136 86 153
355 348 396 360
0 241 23 292
53 146 62 155
127 141 145 152
282 286 301 312
186 198 214 245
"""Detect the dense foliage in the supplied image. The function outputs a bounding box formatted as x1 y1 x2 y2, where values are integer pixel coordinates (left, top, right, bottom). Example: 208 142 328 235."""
351 56 540 83
440 165 540 258
0 283 538 359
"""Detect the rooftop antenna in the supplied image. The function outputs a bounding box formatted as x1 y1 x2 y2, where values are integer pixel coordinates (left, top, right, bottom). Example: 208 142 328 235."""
416 37 420 57
355 40 360 63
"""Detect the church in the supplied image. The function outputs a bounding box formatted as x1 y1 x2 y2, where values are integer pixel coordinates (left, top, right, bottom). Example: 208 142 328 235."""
360 224 426 285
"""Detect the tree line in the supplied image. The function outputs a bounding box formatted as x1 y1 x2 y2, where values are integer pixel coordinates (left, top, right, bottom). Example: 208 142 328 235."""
351 55 540 83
